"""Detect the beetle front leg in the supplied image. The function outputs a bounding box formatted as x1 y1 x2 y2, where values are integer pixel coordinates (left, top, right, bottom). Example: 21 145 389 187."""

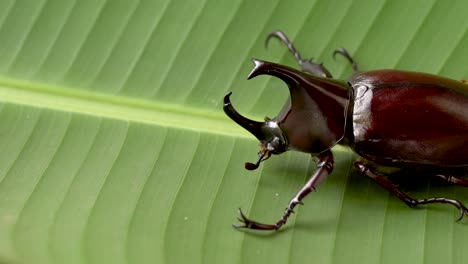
265 30 333 78
355 162 468 221
234 150 334 231
333 48 359 72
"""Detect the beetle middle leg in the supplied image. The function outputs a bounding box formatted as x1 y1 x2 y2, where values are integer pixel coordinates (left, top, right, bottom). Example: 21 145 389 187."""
265 30 332 78
354 162 468 221
234 150 334 231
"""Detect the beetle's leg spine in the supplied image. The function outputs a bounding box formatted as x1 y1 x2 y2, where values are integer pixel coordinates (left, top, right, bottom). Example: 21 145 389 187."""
274 150 334 229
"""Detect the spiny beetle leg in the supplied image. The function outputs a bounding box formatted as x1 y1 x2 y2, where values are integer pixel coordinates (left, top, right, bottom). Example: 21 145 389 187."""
333 48 359 72
233 150 335 231
354 161 468 221
265 30 332 78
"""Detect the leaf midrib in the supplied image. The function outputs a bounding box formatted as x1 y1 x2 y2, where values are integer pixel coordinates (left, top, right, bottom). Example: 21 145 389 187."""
0 77 250 138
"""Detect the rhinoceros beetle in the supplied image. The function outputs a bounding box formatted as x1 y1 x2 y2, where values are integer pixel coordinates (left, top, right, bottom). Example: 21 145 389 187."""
224 30 468 231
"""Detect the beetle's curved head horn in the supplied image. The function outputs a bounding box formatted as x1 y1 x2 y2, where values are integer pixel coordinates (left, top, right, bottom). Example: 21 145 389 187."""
223 92 288 170
223 92 265 141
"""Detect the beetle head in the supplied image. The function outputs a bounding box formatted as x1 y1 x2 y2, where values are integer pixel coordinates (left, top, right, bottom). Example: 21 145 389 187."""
224 59 349 170
224 92 288 170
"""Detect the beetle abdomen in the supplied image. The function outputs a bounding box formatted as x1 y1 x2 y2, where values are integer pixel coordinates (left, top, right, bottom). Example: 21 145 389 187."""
349 70 468 168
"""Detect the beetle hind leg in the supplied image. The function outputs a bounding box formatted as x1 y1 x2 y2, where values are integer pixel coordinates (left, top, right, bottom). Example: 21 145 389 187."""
354 162 468 221
265 30 332 78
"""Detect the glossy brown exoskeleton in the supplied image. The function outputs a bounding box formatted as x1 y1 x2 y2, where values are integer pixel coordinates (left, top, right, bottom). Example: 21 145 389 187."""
224 31 468 231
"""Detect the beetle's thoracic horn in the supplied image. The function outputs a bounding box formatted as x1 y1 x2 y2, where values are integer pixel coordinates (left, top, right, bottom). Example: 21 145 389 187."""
244 59 349 154
247 59 303 89
223 92 266 141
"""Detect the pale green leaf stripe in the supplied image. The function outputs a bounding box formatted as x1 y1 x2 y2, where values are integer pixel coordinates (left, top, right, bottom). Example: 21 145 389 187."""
0 77 250 138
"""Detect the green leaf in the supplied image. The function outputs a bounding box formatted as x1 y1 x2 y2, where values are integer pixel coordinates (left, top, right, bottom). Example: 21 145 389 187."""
0 0 467 264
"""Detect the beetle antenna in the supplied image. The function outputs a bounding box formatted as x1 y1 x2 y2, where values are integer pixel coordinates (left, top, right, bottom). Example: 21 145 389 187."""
333 48 359 72
245 148 271 170
265 30 303 64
